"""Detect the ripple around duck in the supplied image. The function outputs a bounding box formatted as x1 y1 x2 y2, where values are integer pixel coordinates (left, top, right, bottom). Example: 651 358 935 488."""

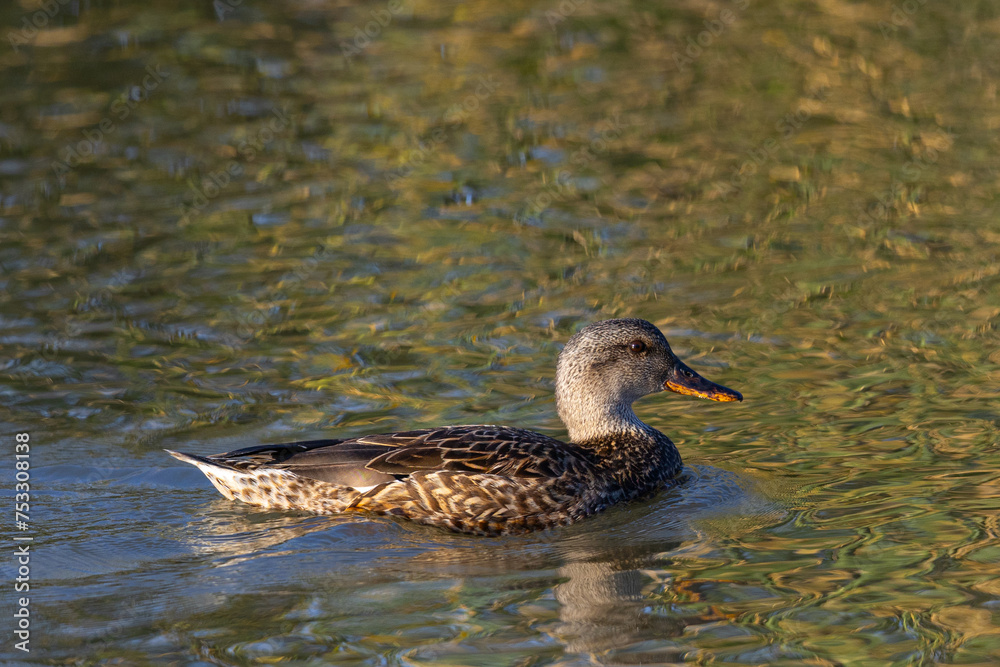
24 457 786 593
15 443 1000 666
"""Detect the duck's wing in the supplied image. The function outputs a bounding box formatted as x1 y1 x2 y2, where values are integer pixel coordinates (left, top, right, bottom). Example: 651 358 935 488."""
211 439 348 465
204 438 399 488
359 425 593 479
203 426 591 486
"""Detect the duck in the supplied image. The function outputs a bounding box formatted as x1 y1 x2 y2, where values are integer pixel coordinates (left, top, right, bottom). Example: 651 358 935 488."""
168 318 742 536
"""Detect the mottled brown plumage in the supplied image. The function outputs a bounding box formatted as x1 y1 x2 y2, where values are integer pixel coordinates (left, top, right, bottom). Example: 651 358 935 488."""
168 319 742 536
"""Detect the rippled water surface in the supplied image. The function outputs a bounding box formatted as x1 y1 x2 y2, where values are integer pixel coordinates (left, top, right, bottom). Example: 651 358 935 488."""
2 0 1000 664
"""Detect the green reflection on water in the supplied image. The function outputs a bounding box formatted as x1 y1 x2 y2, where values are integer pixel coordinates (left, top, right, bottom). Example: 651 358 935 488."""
1 0 999 664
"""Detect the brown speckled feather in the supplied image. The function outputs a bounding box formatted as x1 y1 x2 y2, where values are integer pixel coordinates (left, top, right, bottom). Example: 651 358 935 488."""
361 426 597 478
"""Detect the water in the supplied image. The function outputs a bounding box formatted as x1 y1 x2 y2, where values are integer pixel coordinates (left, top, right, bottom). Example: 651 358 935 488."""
2 0 1000 663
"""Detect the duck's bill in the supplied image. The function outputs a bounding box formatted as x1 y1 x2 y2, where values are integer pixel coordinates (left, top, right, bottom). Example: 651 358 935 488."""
663 361 743 402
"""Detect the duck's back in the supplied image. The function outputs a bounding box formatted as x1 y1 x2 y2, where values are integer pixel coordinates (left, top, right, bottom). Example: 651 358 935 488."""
208 425 594 480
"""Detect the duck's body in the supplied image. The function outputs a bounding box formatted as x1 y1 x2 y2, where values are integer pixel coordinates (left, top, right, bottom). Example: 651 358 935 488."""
169 319 741 536
169 423 681 535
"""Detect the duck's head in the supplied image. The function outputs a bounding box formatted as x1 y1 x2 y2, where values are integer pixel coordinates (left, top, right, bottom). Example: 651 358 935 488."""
555 318 742 443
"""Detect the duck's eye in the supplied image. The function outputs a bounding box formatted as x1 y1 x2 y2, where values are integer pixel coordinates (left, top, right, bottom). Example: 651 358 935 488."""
628 340 646 354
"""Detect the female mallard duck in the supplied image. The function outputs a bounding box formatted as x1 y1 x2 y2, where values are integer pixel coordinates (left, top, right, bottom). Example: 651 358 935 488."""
168 318 741 536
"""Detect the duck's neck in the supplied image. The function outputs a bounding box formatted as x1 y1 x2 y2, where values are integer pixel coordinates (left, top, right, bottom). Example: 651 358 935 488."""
560 403 683 486
560 401 646 445
557 380 645 442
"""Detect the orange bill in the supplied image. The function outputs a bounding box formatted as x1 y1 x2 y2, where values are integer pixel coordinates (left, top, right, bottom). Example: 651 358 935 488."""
663 360 742 402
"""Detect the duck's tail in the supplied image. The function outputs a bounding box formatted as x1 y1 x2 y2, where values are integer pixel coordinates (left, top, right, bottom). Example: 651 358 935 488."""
166 450 361 513
166 449 226 469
